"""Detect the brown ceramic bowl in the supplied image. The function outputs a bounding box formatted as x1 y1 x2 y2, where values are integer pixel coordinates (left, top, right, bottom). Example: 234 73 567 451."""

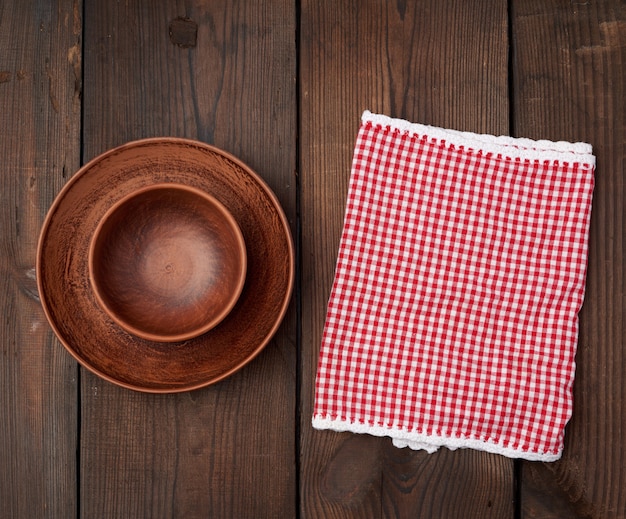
37 138 294 392
88 183 247 342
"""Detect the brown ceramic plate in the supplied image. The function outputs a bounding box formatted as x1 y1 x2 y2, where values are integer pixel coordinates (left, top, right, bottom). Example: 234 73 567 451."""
37 138 294 393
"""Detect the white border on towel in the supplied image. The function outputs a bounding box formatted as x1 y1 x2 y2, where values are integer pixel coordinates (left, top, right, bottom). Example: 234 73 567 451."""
312 415 562 462
362 110 595 166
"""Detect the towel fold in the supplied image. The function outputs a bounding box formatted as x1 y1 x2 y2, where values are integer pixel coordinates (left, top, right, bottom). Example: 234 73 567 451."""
312 111 595 461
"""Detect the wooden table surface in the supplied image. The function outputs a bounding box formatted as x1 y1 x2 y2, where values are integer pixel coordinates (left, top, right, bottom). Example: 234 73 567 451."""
1 1 624 517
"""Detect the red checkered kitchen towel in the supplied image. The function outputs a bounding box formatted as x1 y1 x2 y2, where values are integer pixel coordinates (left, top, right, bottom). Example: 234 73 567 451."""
312 111 595 461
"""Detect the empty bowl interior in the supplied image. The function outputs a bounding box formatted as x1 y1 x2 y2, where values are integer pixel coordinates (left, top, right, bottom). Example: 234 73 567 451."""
89 183 246 342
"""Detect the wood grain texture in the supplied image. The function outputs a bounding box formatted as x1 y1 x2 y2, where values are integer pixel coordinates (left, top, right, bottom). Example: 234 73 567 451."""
81 0 296 517
0 0 81 517
3 0 624 516
299 1 514 517
511 1 626 518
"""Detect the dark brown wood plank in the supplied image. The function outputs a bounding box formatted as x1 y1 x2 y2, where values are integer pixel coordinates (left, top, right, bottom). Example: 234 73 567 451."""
299 1 514 517
511 1 626 518
0 0 81 517
81 1 296 517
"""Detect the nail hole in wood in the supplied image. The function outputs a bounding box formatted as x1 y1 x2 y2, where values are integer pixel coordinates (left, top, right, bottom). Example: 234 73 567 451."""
169 17 197 48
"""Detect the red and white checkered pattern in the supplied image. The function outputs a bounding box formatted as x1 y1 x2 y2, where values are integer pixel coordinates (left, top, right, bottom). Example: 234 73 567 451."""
312 111 595 461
